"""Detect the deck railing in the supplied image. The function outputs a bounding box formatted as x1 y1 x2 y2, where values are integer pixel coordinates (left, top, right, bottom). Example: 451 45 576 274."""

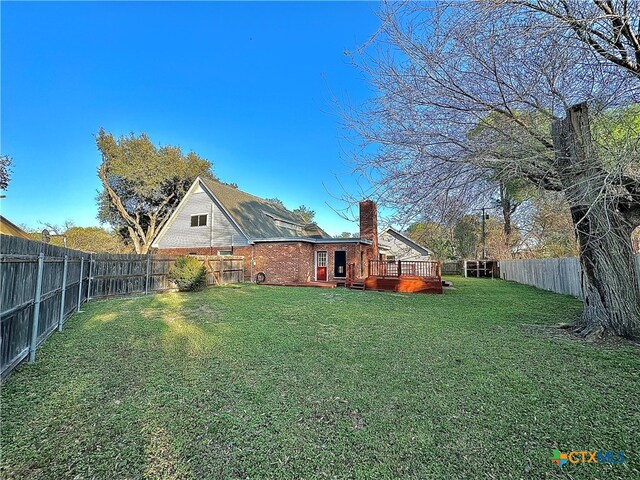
368 260 441 279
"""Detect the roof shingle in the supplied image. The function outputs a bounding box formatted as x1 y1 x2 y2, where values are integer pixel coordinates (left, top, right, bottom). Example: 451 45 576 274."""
200 178 331 240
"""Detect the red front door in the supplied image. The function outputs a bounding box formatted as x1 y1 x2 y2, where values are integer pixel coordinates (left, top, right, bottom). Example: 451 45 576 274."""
316 251 327 281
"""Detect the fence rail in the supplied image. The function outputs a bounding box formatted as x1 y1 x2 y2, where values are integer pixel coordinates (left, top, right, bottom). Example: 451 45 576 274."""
0 235 243 379
499 255 640 298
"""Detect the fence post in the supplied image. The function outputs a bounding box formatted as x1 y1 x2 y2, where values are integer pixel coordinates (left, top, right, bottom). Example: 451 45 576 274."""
87 254 93 301
57 254 68 332
77 257 84 312
145 255 151 294
222 257 227 285
29 252 45 363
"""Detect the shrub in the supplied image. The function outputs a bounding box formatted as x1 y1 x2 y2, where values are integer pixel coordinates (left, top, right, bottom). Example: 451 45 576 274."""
168 256 207 291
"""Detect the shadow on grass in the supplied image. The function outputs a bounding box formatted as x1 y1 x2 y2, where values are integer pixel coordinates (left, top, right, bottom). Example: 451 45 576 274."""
0 290 243 479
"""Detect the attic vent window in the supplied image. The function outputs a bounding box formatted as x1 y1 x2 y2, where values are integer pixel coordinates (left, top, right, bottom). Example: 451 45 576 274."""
274 219 303 232
190 214 208 227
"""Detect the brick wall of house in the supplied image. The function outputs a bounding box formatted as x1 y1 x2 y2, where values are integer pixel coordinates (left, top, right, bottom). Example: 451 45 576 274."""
158 240 378 284
252 242 314 284
311 243 365 282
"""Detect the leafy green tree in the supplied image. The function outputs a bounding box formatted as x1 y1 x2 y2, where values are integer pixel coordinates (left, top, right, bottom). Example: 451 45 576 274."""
64 227 133 253
96 129 214 254
32 221 133 253
292 205 315 224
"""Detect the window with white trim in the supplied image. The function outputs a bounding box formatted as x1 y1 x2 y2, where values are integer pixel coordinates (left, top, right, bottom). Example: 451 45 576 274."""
190 214 207 227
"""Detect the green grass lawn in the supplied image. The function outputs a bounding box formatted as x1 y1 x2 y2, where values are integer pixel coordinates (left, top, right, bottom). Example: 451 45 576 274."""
1 278 639 479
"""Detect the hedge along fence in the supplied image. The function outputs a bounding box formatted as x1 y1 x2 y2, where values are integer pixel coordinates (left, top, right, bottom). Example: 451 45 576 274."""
499 255 640 298
0 234 244 379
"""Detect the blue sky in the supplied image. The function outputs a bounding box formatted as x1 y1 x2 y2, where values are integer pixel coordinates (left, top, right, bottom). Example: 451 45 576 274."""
1 1 380 236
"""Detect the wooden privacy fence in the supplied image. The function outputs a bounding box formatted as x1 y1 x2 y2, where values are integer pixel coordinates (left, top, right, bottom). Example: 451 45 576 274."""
442 261 463 275
200 256 244 285
0 235 244 379
499 255 640 298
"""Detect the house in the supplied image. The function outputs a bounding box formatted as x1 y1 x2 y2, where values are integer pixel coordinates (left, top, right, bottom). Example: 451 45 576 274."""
378 227 433 261
0 215 31 239
152 177 379 284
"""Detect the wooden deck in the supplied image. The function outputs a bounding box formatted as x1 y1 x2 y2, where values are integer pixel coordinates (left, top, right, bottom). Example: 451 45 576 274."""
347 260 443 294
364 275 443 294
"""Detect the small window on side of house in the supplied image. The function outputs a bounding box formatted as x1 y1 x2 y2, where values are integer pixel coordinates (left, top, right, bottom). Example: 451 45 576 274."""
190 214 207 227
218 250 232 256
387 255 396 262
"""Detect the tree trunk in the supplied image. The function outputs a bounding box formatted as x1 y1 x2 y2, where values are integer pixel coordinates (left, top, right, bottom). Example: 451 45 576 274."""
499 182 514 257
127 226 144 254
500 182 513 238
552 103 640 339
571 204 640 338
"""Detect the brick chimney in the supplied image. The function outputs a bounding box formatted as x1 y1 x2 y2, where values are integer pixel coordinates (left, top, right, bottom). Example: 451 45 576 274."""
359 200 379 257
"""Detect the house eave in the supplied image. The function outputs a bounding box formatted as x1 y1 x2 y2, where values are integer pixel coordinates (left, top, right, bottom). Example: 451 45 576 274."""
249 237 373 245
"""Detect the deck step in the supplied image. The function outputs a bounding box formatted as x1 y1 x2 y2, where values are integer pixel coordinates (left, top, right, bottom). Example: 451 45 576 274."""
349 282 365 290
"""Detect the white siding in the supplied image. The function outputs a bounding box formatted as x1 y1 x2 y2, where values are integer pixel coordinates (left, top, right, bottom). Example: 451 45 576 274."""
155 190 248 249
379 231 431 261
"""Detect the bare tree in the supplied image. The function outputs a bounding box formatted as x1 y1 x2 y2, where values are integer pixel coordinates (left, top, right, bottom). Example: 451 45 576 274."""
509 0 640 78
0 154 12 191
346 1 640 338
